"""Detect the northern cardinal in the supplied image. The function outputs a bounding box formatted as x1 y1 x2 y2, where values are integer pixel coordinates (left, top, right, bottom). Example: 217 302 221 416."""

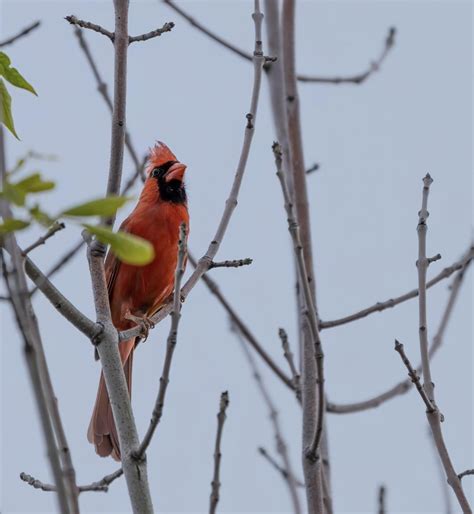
87 141 189 460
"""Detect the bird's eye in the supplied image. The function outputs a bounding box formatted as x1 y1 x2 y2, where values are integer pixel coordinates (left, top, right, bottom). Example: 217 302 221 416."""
151 167 161 178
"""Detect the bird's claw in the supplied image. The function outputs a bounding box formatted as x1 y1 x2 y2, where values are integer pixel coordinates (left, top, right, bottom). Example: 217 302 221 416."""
124 313 155 342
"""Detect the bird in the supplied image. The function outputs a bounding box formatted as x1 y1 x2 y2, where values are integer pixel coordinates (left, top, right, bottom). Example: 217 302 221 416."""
87 141 189 460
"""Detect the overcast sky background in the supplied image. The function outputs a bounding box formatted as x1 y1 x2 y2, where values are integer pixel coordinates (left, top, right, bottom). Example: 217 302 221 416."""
1 1 472 513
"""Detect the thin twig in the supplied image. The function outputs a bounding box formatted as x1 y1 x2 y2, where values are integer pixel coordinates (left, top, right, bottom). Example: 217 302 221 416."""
235 324 302 514
273 142 324 464
298 27 396 84
377 485 386 514
209 391 230 514
258 447 305 487
327 252 472 414
279 328 301 400
20 472 108 494
134 223 187 458
394 340 435 412
65 15 114 41
412 175 471 513
129 22 174 43
319 248 473 329
429 429 453 514
209 258 252 269
0 20 41 47
305 163 320 174
459 470 474 481
22 222 65 255
119 0 265 341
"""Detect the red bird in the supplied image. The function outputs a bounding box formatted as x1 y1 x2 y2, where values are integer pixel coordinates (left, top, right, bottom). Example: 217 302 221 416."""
88 142 189 460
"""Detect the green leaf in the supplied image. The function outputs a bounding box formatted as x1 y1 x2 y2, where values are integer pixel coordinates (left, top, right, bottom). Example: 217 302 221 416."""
0 78 18 139
62 196 131 218
1 182 26 206
83 224 154 266
0 218 30 234
0 52 11 69
14 173 55 193
2 66 37 96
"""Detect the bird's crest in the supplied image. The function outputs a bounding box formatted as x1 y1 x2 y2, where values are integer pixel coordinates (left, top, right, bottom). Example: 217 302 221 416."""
147 141 178 174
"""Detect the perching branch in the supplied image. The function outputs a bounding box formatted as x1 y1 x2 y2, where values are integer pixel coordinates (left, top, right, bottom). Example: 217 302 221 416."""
65 15 114 41
0 20 41 47
22 221 65 255
134 223 187 458
209 258 253 269
327 252 472 414
236 325 302 514
298 27 396 84
273 141 325 465
319 247 473 330
119 0 266 341
209 391 230 514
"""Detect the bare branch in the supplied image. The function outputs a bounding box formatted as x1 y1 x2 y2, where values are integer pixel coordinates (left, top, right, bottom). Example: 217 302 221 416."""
410 175 471 513
209 258 253 269
305 163 320 174
22 221 65 255
298 27 396 84
279 328 301 400
377 485 386 514
236 325 302 514
134 223 187 458
319 247 473 330
209 391 230 514
20 472 108 494
459 470 474 481
119 1 266 341
0 20 41 47
65 15 114 41
429 430 453 514
129 22 174 43
394 340 435 412
273 142 325 465
327 254 472 414
258 447 305 487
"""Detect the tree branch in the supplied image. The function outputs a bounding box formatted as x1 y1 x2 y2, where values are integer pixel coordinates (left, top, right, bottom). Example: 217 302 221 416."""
20 472 108 494
298 27 396 84
209 258 252 269
22 221 65 255
377 485 386 514
65 15 114 41
319 247 473 330
258 447 305 488
459 470 474 481
209 391 230 514
0 20 41 47
279 328 301 401
129 22 174 43
273 142 325 466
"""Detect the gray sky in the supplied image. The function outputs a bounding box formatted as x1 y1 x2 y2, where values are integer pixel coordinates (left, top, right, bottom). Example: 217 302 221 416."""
1 1 472 513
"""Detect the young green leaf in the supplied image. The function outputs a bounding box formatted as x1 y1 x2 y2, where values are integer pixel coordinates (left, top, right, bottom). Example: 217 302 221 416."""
0 218 30 234
29 205 55 227
2 67 37 96
1 182 26 206
0 78 18 139
0 52 11 69
62 196 131 218
83 224 154 266
14 173 55 193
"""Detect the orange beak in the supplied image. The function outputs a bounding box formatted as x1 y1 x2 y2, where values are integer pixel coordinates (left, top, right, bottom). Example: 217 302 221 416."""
165 162 187 182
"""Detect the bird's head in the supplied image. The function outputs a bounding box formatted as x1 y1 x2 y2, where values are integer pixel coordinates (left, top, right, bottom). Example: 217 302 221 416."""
145 141 187 204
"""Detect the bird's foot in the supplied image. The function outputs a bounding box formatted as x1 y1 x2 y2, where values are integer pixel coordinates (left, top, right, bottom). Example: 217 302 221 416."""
124 312 155 341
